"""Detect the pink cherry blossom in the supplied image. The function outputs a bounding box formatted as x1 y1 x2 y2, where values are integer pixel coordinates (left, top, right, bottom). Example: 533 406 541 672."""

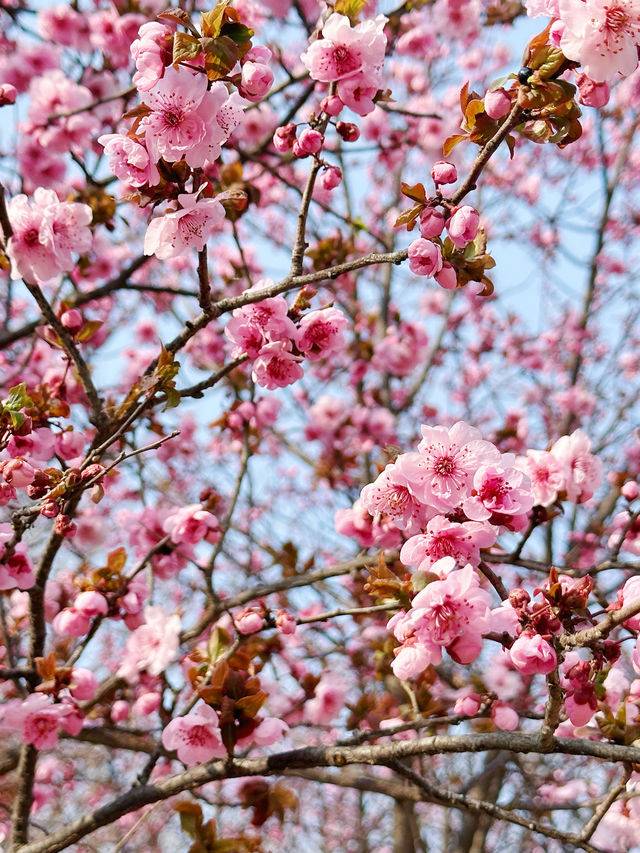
144 191 226 260
296 307 347 361
509 631 558 674
390 565 491 677
305 673 347 724
408 238 443 277
162 703 226 765
412 421 501 510
4 694 73 749
516 449 566 506
140 67 245 168
117 605 180 681
551 429 603 502
251 340 304 389
301 13 387 84
162 503 220 545
462 463 534 527
400 517 496 570
559 0 640 81
98 134 160 187
447 205 480 248
360 457 431 535
130 22 171 92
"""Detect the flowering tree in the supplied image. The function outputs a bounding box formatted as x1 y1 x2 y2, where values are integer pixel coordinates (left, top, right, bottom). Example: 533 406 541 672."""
3 0 640 850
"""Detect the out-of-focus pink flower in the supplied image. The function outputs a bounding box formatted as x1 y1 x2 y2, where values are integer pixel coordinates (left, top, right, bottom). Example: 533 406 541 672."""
117 605 180 681
551 429 602 503
162 503 220 546
305 673 347 724
69 668 98 701
4 694 73 749
491 701 518 730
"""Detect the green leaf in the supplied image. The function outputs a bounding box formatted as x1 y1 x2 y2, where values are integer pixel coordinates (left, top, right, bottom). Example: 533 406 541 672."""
223 22 253 43
333 0 367 22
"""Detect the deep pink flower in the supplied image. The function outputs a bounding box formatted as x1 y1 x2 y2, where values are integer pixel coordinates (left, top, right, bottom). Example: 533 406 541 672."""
162 703 226 765
419 208 445 239
251 340 304 389
225 290 298 358
408 238 443 277
296 307 347 361
462 463 534 526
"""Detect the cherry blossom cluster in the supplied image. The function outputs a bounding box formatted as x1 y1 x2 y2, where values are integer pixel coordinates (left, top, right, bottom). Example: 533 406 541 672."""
526 0 640 82
301 13 388 117
225 288 348 389
6 189 93 284
343 421 603 683
406 162 481 290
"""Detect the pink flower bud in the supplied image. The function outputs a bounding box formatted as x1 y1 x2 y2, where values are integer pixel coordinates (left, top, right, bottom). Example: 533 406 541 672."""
69 668 98 701
622 481 640 501
319 166 342 191
435 262 458 290
419 208 445 239
491 701 518 730
273 123 297 153
60 309 83 331
275 609 297 634
549 19 565 46
321 94 343 116
111 700 129 723
297 128 324 155
336 121 360 142
236 608 264 634
484 88 511 119
408 238 443 277
576 73 610 108
1 457 36 488
431 160 457 185
132 692 161 716
453 693 482 716
0 83 17 106
52 608 91 637
447 205 479 248
509 632 557 675
239 61 274 102
244 45 271 64
74 590 109 617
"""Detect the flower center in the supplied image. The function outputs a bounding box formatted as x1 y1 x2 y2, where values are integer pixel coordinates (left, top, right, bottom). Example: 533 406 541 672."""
605 6 629 30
